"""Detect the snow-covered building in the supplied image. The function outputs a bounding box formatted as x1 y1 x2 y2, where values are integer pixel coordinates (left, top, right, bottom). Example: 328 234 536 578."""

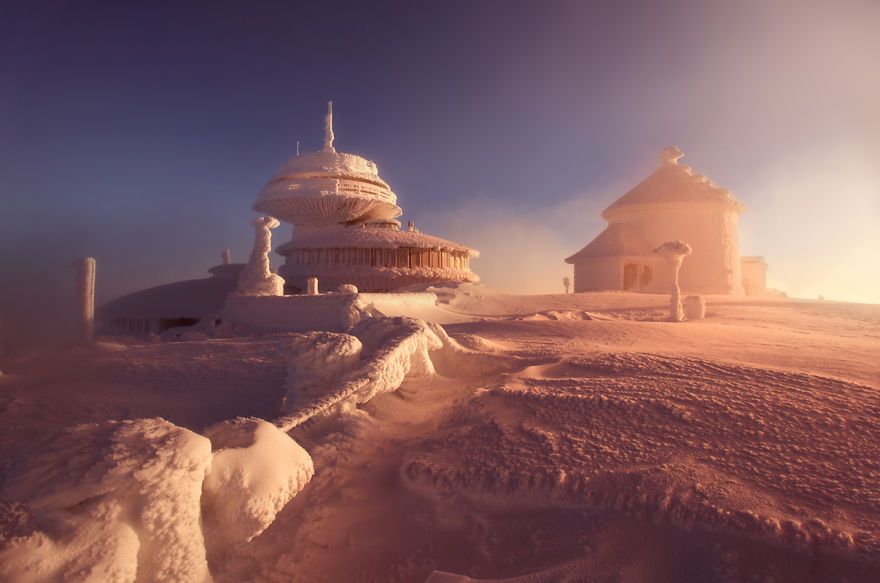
565 147 767 295
253 104 478 293
99 260 244 335
253 102 478 293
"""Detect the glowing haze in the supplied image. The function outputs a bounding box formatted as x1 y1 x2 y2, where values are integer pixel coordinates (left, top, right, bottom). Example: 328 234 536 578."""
1 0 878 343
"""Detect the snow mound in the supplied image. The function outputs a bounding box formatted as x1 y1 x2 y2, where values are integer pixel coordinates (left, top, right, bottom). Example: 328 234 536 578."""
202 417 314 545
449 333 501 352
0 418 213 583
519 310 595 321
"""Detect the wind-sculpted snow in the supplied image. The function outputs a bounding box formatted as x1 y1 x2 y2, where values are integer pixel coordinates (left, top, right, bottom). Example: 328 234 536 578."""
402 353 880 563
0 418 214 583
275 317 530 431
202 418 314 545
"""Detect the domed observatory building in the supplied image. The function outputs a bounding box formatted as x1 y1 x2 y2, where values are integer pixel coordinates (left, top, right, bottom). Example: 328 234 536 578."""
254 103 478 293
566 147 765 295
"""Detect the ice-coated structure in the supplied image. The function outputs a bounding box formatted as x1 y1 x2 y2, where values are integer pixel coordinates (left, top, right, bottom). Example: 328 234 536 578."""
237 216 285 296
253 102 479 293
655 241 692 321
565 147 767 295
100 256 244 335
71 257 96 343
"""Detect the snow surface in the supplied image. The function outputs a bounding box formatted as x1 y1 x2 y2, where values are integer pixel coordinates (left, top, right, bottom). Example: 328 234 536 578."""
1 285 879 582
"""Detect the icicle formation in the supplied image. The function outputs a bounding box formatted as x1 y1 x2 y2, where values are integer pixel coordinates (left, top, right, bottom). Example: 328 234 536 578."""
237 217 284 296
322 101 335 153
71 257 96 343
654 241 692 322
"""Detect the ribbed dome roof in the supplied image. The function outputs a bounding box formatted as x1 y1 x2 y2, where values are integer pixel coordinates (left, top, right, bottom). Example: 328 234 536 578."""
602 147 745 220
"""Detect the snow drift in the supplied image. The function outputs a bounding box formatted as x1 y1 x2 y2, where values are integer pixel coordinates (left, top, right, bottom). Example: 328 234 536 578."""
202 418 314 546
0 419 214 583
0 316 524 582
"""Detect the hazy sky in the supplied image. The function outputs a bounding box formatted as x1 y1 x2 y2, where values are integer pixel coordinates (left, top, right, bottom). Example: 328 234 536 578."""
2 0 879 336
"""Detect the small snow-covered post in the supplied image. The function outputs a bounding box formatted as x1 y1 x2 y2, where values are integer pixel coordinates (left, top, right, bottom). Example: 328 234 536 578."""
563 276 571 294
654 241 692 322
237 217 285 296
71 257 96 343
221 248 231 265
307 277 319 295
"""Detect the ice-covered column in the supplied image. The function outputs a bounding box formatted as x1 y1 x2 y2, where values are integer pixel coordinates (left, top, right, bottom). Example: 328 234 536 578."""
654 241 692 322
322 101 335 153
71 257 96 343
563 276 571 294
237 217 285 296
307 277 319 295
221 248 231 265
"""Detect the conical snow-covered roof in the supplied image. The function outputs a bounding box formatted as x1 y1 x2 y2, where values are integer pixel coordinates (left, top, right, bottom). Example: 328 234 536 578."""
602 147 745 221
564 223 651 263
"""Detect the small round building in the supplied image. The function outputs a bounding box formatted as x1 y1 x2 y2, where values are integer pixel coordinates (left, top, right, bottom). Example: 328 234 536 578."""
254 102 478 293
566 147 767 295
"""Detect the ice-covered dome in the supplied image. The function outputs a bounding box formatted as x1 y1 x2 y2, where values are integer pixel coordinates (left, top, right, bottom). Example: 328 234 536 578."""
253 102 402 227
602 146 745 221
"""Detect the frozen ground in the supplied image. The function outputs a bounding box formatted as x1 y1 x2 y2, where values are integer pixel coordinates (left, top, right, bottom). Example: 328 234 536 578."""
0 285 878 582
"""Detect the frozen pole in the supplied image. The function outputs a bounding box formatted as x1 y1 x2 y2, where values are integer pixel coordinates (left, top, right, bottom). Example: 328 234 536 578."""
654 241 692 322
221 248 231 265
307 277 319 295
322 101 335 153
71 257 96 343
563 276 571 294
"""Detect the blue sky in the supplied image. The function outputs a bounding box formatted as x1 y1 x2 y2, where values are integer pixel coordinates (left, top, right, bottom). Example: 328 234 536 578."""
1 0 878 339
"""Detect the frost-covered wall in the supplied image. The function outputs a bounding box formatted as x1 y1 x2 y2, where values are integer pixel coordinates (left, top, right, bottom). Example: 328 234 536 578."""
221 292 439 334
614 205 742 294
571 257 622 292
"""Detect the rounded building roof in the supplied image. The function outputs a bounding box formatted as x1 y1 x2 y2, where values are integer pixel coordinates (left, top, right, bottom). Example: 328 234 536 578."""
602 146 745 221
99 264 244 319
